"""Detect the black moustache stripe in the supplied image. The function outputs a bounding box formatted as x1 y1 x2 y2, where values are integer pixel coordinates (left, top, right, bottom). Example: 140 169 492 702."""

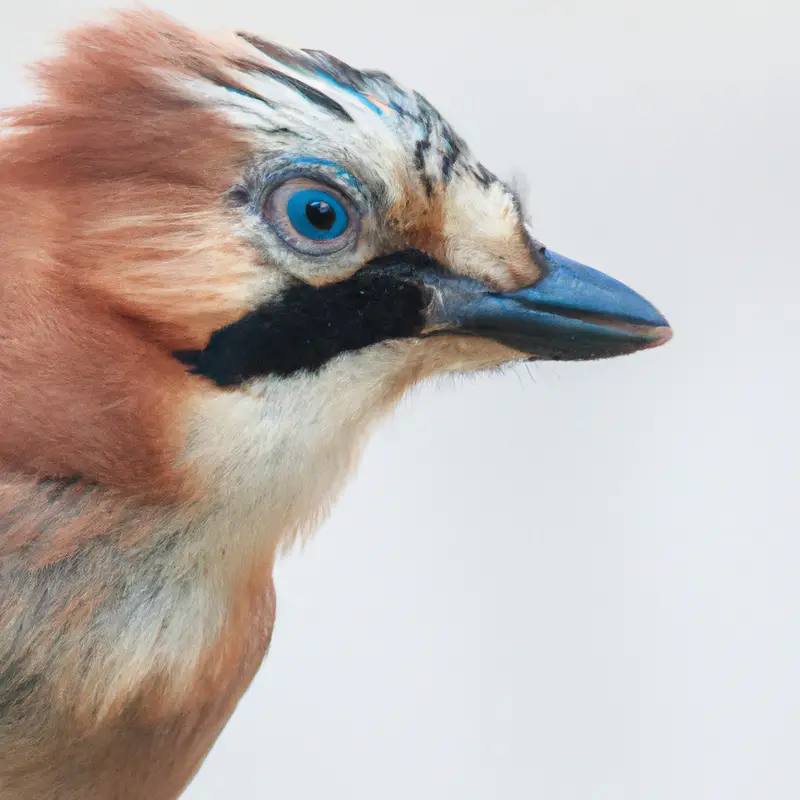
175 251 439 387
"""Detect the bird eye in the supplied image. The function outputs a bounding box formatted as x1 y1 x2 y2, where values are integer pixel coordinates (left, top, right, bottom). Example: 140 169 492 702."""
286 189 348 239
263 178 358 255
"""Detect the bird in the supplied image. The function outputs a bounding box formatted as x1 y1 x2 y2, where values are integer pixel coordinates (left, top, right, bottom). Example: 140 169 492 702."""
0 8 672 799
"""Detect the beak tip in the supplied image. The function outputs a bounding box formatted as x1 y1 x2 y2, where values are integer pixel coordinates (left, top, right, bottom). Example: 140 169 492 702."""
646 324 673 348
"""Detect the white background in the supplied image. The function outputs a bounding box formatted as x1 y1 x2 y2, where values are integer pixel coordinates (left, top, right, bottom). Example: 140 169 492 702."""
1 1 798 797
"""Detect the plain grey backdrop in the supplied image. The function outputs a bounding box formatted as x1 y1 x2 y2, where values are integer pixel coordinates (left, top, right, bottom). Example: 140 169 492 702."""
1 1 797 797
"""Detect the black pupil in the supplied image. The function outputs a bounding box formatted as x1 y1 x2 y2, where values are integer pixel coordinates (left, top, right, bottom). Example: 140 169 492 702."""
306 200 336 231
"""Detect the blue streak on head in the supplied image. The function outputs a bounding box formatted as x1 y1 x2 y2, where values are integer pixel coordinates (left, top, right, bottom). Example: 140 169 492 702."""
292 157 364 192
313 70 384 116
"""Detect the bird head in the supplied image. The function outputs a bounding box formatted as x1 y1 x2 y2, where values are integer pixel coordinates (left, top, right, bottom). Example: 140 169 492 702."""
171 27 673 387
0 8 671 514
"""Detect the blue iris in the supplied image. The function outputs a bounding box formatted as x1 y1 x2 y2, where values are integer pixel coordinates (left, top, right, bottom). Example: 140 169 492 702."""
286 188 349 240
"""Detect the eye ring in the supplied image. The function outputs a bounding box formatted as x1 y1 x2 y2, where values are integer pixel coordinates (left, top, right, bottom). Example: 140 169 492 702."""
262 178 359 256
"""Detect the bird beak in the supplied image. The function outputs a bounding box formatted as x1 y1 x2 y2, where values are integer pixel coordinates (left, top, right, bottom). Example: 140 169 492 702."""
420 248 672 360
